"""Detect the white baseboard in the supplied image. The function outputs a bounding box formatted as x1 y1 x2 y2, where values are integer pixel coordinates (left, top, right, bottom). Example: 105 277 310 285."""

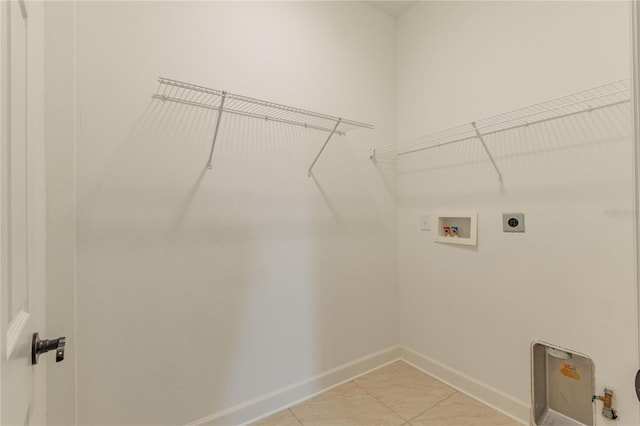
185 346 402 426
400 346 530 425
185 345 531 426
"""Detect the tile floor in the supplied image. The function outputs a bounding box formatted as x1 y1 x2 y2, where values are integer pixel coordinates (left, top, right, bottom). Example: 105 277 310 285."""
251 361 523 426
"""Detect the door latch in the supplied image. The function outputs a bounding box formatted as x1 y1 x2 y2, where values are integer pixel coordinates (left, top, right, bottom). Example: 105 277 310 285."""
31 333 66 365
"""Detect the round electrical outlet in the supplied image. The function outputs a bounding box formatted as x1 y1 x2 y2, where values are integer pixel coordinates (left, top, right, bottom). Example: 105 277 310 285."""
503 213 525 232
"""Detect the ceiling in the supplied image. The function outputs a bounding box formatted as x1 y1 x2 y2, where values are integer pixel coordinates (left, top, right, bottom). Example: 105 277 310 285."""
364 1 419 18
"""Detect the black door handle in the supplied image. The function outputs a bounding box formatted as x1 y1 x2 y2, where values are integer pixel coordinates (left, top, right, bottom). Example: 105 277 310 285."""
32 333 66 365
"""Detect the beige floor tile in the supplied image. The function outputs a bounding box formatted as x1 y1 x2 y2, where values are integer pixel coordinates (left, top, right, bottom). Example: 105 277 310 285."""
409 392 518 426
354 361 456 421
251 409 302 426
290 381 405 426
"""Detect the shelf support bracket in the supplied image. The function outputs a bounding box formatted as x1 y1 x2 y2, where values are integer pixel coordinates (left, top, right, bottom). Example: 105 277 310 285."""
207 92 227 170
471 122 503 181
307 118 342 177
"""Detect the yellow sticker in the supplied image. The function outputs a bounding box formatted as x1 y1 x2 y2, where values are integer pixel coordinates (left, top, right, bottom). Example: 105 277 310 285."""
560 363 581 380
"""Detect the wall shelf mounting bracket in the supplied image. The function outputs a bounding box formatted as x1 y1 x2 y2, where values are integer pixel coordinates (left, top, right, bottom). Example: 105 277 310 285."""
307 118 341 177
471 122 503 181
207 92 226 169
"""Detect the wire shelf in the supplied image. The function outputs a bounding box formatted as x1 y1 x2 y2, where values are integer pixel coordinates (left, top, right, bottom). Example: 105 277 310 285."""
153 77 373 135
374 79 631 161
153 77 373 174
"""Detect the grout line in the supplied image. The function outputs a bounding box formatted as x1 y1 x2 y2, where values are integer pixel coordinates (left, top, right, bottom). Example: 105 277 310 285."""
351 363 460 425
287 408 304 426
239 351 403 426
399 352 527 425
251 360 516 426
346 379 410 425
404 391 460 423
350 368 415 422
351 379 404 419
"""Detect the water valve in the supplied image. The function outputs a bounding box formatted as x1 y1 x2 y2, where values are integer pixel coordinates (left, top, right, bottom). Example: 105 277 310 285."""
593 388 618 420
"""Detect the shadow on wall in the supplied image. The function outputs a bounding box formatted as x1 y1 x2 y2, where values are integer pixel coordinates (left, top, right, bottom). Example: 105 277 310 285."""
370 152 398 201
304 122 397 389
77 94 389 425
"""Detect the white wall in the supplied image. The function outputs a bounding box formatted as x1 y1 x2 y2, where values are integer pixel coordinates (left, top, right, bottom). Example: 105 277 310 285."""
45 1 398 425
396 1 636 424
44 1 640 425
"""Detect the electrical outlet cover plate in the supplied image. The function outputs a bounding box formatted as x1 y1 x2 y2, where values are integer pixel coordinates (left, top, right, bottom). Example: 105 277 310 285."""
503 213 525 232
420 214 431 231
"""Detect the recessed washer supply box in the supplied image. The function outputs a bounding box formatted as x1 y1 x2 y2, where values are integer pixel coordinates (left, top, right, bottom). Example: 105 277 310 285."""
433 211 477 246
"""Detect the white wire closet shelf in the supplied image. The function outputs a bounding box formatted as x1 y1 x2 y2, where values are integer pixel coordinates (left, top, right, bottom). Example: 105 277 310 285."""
371 79 631 181
153 77 374 175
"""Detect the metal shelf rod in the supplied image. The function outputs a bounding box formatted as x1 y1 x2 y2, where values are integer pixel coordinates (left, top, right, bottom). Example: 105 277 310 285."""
157 77 373 130
374 79 630 157
397 136 476 156
394 98 629 157
474 88 630 134
154 77 372 174
152 94 347 136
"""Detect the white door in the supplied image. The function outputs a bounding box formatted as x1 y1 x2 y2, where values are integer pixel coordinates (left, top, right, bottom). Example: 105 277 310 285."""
1 1 48 425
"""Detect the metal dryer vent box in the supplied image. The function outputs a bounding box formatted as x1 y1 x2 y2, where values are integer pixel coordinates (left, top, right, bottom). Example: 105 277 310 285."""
531 341 595 426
